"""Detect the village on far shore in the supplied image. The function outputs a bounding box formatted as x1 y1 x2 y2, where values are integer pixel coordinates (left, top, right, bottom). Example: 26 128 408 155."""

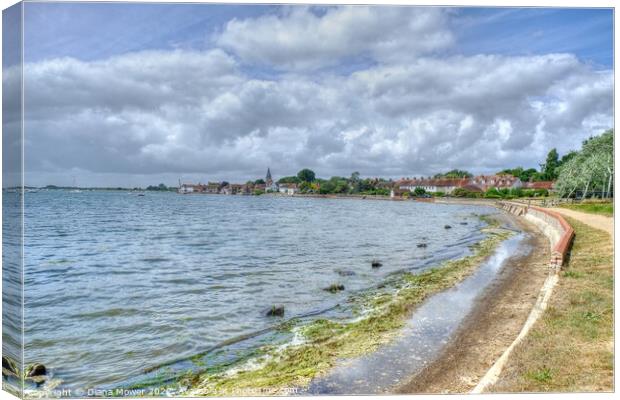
177 135 616 200
178 167 554 199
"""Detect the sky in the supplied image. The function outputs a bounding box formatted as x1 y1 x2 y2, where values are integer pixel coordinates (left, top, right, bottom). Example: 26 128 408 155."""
2 2 614 187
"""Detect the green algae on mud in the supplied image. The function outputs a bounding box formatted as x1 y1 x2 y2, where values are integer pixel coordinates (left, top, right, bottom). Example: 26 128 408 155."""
171 215 513 395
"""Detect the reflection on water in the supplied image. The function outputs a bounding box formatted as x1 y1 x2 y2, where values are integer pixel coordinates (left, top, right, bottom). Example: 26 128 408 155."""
306 233 527 394
20 191 494 389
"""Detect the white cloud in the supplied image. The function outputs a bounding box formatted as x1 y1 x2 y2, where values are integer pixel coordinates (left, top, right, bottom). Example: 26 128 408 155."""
5 10 612 187
216 6 454 70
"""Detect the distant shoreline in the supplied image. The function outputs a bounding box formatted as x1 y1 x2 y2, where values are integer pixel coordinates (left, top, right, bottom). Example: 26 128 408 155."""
7 187 506 206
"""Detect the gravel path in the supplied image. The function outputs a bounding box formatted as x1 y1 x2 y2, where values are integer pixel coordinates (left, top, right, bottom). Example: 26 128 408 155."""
551 208 613 237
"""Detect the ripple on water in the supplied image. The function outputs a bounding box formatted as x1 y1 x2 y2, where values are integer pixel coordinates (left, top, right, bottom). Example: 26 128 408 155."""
71 308 143 320
20 191 497 390
140 257 171 263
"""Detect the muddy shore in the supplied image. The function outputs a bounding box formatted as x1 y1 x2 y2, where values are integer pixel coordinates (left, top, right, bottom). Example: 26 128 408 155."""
396 211 550 394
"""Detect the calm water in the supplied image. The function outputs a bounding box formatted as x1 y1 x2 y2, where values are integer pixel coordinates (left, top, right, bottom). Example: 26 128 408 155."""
16 191 494 390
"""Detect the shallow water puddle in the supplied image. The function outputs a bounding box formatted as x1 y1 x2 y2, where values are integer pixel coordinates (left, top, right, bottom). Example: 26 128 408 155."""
305 232 528 394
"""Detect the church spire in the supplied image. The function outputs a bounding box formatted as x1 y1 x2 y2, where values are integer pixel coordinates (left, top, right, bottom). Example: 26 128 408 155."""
266 167 272 182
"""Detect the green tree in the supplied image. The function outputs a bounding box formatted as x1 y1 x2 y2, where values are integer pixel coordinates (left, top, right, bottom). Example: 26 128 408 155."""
299 181 313 193
297 169 316 182
541 148 560 180
319 180 336 194
254 179 265 185
452 188 471 197
498 167 523 177
555 130 613 199
278 176 301 184
147 183 168 191
560 151 578 165
499 167 541 182
434 169 472 179
520 168 540 182
413 187 426 196
484 187 502 199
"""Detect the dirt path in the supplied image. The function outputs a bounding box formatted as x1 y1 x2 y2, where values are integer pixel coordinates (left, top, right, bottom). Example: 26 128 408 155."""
396 215 550 394
550 208 613 237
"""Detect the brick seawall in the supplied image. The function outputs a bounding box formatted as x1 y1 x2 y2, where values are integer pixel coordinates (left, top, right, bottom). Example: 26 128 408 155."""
497 201 575 269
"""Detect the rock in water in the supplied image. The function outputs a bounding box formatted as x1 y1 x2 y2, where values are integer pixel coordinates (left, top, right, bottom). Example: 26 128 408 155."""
265 305 285 317
336 269 355 276
2 356 17 377
444 225 452 229
460 222 468 225
417 243 428 248
323 284 345 293
25 363 47 384
371 260 382 268
26 363 46 377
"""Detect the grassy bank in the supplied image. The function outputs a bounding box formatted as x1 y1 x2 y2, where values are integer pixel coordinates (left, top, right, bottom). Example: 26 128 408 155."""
491 217 613 392
178 217 512 395
559 202 613 217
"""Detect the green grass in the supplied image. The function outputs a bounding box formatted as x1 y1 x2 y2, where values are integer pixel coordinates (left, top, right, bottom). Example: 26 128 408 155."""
559 202 613 217
526 367 553 384
180 217 513 395
492 217 613 392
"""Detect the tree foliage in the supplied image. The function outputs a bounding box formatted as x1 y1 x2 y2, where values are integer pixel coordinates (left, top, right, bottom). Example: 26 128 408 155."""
499 167 540 182
278 176 301 184
541 148 560 180
555 130 613 199
434 169 472 178
146 183 170 191
297 169 316 182
413 187 426 196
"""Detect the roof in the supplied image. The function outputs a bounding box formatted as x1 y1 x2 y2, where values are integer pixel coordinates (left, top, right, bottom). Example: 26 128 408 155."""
396 178 469 188
471 175 520 188
461 184 484 192
523 181 554 190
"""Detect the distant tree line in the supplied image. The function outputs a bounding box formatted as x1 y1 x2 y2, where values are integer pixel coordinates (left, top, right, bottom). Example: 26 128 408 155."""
146 183 176 191
277 169 392 196
433 169 472 179
497 147 570 183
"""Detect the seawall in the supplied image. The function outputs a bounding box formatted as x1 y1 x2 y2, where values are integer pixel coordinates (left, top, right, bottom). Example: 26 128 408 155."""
472 200 576 392
496 201 575 269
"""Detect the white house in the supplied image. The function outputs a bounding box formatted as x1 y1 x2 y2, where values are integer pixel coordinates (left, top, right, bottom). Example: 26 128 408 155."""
278 184 299 195
470 175 522 191
178 184 194 194
397 178 469 194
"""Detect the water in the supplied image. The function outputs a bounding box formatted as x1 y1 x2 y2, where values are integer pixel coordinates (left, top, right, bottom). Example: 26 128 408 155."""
15 191 495 391
306 233 526 394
